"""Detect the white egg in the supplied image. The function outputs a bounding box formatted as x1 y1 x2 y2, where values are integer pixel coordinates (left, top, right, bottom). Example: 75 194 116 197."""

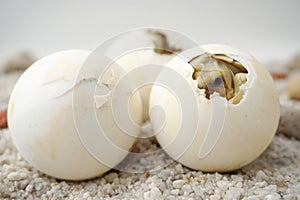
149 44 280 172
8 50 143 180
116 49 174 122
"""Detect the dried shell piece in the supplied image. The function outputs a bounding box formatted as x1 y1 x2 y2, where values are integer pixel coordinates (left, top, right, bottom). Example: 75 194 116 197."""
286 74 300 100
212 54 247 73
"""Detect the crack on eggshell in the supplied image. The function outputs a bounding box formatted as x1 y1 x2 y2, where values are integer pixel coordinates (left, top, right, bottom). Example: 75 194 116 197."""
44 76 97 98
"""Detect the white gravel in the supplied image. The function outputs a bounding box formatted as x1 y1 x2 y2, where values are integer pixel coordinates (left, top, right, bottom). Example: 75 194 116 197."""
0 129 300 199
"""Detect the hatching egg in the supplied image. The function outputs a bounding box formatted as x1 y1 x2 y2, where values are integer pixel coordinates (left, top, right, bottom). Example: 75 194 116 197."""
149 44 280 172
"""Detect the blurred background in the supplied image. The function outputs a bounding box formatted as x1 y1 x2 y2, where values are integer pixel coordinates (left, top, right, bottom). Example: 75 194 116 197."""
0 0 299 67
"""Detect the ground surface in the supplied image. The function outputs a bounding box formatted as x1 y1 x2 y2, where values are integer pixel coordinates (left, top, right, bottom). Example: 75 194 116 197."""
0 128 299 199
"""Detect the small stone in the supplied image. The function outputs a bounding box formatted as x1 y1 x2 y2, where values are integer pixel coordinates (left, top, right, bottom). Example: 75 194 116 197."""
143 187 163 200
245 195 260 200
151 187 163 199
8 172 25 181
102 184 113 194
34 183 43 191
256 170 268 181
83 192 90 198
170 189 180 195
217 180 229 189
144 191 151 200
166 196 176 200
182 185 192 194
105 172 118 183
174 164 184 173
226 187 242 199
25 184 34 192
173 180 185 189
210 194 221 200
255 181 268 188
265 194 281 200
236 182 243 188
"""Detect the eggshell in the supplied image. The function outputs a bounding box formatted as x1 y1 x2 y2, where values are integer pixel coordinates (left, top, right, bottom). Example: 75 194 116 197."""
116 50 174 122
149 44 280 172
8 50 142 180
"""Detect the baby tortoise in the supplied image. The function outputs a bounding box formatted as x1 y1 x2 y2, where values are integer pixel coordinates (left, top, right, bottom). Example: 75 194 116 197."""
189 53 247 102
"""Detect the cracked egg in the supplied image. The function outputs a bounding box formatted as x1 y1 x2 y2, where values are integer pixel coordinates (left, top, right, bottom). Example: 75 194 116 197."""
8 50 143 180
149 44 280 172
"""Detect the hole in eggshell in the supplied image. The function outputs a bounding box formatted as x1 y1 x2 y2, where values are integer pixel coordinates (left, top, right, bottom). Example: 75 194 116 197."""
189 53 248 104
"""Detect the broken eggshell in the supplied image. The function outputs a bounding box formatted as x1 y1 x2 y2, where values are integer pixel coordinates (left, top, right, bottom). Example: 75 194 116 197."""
149 44 280 172
8 50 143 180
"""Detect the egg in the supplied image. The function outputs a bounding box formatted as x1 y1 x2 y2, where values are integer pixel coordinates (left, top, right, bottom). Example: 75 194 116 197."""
149 44 280 172
116 49 174 122
8 50 143 180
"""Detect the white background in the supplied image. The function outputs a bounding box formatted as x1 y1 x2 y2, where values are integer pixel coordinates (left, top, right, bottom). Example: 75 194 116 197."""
0 0 299 64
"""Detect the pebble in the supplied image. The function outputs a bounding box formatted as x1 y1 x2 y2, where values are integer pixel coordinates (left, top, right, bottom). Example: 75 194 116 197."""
217 180 229 189
182 184 192 194
151 187 163 199
143 187 163 200
82 192 90 198
255 181 268 188
170 189 180 195
7 172 26 181
256 170 268 181
210 194 221 200
226 187 242 199
172 179 185 189
102 184 113 194
105 172 118 183
265 194 281 200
